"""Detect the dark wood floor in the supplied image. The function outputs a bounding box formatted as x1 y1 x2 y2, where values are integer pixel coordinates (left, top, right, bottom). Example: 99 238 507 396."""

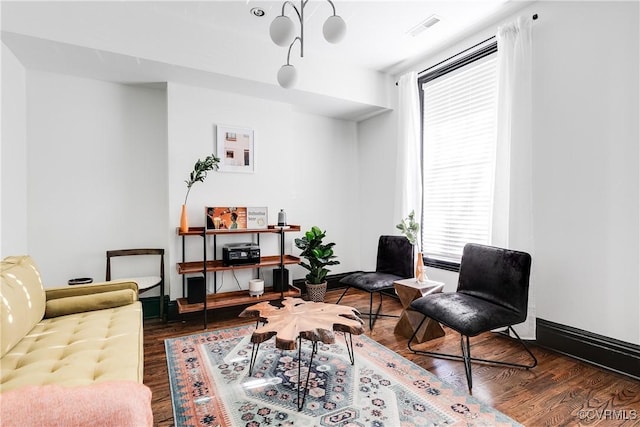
144 289 640 426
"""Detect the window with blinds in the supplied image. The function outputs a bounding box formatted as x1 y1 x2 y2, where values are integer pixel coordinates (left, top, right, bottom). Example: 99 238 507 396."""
419 46 497 265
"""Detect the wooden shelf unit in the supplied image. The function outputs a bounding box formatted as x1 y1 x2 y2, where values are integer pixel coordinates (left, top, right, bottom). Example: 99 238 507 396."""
176 286 301 314
177 255 300 275
177 225 301 236
176 224 302 327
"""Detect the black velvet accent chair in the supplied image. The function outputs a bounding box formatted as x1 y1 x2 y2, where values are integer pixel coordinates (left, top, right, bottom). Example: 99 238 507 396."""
336 235 413 330
408 243 537 392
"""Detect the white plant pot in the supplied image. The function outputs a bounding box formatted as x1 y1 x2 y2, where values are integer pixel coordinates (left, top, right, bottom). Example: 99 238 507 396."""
249 279 264 297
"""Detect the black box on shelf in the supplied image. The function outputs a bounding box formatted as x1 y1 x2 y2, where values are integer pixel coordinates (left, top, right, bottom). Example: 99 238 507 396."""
187 276 205 304
273 268 289 292
222 242 261 266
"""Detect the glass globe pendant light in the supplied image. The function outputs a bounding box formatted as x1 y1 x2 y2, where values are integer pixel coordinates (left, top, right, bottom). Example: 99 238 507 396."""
269 0 346 88
270 15 295 47
323 14 346 43
277 64 298 88
277 36 301 89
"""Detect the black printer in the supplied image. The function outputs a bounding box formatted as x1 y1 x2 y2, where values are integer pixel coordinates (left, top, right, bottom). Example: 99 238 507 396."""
222 242 260 266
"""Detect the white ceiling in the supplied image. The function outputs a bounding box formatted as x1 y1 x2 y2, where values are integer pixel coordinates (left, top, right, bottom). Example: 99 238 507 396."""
145 0 512 73
1 0 532 120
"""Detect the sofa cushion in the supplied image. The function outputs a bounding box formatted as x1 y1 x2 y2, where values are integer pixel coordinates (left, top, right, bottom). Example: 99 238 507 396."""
0 301 143 392
45 280 139 301
0 381 153 427
0 256 46 358
45 288 137 318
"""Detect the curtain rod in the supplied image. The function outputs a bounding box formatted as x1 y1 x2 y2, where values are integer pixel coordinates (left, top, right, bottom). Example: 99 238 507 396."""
396 13 538 86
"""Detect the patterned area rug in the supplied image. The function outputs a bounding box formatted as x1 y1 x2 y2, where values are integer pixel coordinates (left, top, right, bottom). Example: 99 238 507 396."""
165 324 521 426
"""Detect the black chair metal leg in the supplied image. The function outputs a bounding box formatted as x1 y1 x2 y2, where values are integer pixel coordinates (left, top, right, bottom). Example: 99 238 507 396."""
369 292 375 329
460 334 472 391
364 292 385 330
335 287 350 304
364 291 399 330
503 326 538 369
338 287 398 330
408 315 538 392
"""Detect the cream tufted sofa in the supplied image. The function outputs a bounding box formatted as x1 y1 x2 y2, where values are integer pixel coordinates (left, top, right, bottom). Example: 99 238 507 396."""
0 255 152 426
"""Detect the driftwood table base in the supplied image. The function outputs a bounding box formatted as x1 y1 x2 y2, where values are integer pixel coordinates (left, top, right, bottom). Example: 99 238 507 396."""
239 297 364 411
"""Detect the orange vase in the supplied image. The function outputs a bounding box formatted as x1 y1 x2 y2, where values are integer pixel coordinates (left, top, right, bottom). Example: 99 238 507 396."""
180 204 188 233
415 251 427 283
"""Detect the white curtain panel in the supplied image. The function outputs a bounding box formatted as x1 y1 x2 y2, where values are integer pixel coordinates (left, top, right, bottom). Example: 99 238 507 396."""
492 16 536 339
395 71 422 238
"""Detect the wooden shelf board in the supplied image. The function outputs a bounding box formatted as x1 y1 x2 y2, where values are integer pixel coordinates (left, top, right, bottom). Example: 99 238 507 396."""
177 225 301 236
177 255 300 274
176 286 302 314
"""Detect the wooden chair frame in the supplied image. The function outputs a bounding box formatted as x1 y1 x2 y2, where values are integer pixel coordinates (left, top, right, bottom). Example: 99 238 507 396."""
106 248 165 320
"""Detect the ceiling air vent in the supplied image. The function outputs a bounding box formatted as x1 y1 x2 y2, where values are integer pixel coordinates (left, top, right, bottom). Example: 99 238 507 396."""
408 15 441 37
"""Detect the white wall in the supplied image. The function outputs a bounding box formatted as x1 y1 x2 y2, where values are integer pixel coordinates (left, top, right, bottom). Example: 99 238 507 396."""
1 43 28 257
356 110 399 270
531 1 639 344
166 83 359 299
359 1 640 344
5 69 360 298
23 71 168 287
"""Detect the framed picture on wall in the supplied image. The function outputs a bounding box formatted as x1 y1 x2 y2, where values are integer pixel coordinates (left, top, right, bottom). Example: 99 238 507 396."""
216 125 254 173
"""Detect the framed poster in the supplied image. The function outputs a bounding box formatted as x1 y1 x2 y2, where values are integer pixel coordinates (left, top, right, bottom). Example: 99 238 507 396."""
247 207 268 229
216 125 254 173
205 207 247 230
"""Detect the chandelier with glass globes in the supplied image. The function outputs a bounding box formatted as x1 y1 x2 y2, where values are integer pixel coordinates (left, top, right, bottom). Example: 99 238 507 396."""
269 0 347 88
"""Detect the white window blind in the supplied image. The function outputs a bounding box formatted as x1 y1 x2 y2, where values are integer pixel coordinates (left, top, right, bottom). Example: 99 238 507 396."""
421 54 497 263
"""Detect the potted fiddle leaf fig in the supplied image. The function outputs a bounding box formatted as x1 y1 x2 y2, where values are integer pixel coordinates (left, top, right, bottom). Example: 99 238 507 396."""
180 154 220 232
295 226 340 302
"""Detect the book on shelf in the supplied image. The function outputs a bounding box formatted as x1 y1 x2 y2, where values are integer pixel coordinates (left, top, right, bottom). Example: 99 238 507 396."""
205 206 268 230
